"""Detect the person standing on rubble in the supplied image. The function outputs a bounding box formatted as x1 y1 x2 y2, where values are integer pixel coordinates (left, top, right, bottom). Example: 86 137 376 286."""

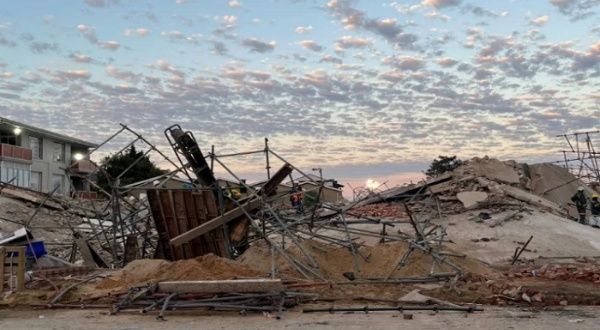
289 186 304 215
590 194 600 227
296 186 304 215
571 187 588 224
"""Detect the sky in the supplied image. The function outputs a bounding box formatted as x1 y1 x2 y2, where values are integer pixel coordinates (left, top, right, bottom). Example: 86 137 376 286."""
0 0 599 190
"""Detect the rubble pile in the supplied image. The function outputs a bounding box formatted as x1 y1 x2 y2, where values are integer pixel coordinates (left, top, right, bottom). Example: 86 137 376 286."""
507 262 600 283
2 122 600 320
352 203 407 218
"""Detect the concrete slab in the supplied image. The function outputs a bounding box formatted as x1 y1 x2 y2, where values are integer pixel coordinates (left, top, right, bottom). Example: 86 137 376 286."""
457 191 488 209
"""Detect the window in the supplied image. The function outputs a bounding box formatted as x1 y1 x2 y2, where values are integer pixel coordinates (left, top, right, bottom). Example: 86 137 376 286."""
52 174 64 195
0 132 16 145
29 136 42 160
52 142 65 163
30 171 42 191
1 162 31 189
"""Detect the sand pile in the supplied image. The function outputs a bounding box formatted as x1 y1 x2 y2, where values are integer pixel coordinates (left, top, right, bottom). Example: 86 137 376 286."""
95 254 265 291
238 240 499 281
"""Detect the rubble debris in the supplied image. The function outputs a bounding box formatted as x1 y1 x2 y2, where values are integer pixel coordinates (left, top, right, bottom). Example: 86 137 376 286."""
352 203 407 218
3 122 600 320
456 191 488 209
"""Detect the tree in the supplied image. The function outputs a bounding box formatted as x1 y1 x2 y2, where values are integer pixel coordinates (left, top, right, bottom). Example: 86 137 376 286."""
426 155 462 178
96 145 167 192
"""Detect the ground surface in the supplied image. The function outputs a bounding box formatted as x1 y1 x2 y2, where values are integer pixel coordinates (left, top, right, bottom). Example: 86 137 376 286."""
0 306 598 330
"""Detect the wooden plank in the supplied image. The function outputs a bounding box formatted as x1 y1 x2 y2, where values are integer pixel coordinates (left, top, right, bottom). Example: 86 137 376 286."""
16 246 25 291
159 191 183 260
0 247 5 292
173 191 194 258
157 279 283 294
203 191 226 256
75 236 98 268
123 235 139 266
192 192 211 255
260 163 293 197
183 191 204 257
170 198 261 247
147 191 173 260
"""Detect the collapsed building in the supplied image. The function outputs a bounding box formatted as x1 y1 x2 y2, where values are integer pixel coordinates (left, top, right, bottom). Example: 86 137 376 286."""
1 123 599 319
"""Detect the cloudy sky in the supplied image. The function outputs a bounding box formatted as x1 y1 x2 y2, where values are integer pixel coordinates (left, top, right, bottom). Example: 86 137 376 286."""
0 0 599 188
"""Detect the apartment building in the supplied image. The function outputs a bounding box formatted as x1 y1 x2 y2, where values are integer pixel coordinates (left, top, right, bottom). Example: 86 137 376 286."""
0 116 97 197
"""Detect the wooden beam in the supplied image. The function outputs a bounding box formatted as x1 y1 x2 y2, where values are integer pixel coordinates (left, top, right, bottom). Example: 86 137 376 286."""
157 279 283 294
17 246 25 291
260 163 293 197
0 247 5 292
170 198 261 247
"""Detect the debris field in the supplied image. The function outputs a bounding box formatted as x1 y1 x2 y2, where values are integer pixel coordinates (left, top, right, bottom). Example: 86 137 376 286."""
1 124 600 321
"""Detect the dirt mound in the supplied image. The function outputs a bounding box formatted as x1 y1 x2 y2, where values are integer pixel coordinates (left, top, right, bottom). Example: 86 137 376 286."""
95 254 265 290
238 240 499 282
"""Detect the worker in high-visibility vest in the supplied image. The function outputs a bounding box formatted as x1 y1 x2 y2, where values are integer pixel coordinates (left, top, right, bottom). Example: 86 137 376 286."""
571 187 587 224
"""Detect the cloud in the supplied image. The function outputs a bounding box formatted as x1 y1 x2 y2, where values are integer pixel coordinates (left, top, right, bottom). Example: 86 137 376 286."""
62 70 92 79
242 38 277 53
29 41 59 54
0 36 17 47
210 40 228 55
295 26 313 34
77 24 98 43
425 11 450 21
549 0 599 20
228 0 242 8
531 15 550 26
437 57 457 67
320 54 343 64
0 71 15 79
154 59 185 77
461 5 499 17
222 15 237 28
336 35 371 49
124 28 150 37
106 65 140 82
76 24 121 50
297 40 324 52
463 26 483 48
69 53 93 63
326 1 418 48
84 0 118 8
161 30 183 40
100 40 120 50
421 0 461 8
382 55 425 70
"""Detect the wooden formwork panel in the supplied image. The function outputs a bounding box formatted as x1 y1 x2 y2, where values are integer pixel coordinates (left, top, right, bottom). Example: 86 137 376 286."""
147 189 227 260
1 246 26 292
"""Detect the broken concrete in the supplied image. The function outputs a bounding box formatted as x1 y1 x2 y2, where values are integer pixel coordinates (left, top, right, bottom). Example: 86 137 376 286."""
457 191 488 209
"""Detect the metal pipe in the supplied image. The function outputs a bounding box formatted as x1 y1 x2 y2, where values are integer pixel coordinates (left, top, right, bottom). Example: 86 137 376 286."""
302 305 484 313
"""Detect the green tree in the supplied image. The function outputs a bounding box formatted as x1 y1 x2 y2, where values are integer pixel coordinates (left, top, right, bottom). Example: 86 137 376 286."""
426 155 462 178
96 145 167 192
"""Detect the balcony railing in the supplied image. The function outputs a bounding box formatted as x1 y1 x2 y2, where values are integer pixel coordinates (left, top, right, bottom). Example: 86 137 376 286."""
0 144 33 163
70 159 96 174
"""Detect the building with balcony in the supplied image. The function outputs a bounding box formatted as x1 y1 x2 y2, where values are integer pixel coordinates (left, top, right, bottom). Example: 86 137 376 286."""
0 116 98 197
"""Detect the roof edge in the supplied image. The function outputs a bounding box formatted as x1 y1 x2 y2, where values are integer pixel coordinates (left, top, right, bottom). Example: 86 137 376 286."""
0 116 98 148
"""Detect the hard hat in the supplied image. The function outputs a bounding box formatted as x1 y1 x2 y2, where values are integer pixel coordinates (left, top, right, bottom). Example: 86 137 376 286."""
578 186 585 191
593 194 599 199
